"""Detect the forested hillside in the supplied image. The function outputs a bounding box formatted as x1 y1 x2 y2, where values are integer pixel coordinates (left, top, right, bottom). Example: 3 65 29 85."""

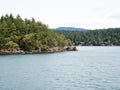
0 14 72 54
55 28 120 46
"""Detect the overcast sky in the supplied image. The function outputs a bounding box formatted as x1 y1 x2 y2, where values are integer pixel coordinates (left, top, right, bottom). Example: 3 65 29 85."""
0 0 120 29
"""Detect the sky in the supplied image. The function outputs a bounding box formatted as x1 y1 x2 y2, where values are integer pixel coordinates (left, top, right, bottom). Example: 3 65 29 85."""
0 0 120 29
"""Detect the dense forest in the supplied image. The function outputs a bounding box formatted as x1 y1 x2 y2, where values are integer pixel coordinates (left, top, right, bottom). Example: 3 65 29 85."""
0 14 72 54
55 28 120 46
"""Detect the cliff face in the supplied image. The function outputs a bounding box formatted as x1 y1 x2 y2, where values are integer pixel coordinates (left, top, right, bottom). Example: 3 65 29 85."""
0 49 25 54
0 46 77 54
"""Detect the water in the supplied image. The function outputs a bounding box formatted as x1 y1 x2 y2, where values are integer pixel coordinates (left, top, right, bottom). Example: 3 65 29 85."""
0 46 120 90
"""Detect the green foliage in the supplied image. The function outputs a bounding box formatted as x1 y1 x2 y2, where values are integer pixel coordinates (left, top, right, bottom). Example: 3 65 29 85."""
5 41 19 51
0 14 71 51
0 36 7 49
41 45 49 51
55 28 120 46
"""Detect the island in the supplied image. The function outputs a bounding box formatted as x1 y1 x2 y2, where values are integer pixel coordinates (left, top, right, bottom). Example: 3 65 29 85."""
0 14 76 54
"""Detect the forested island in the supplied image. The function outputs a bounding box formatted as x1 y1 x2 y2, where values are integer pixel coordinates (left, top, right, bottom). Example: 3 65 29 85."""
55 28 120 46
0 14 120 54
0 14 76 54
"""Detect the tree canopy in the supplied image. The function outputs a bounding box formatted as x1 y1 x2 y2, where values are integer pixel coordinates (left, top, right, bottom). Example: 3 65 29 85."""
0 14 71 52
55 28 120 46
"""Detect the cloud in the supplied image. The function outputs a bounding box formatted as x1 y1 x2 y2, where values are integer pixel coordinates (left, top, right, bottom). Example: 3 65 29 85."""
94 8 106 11
109 13 120 20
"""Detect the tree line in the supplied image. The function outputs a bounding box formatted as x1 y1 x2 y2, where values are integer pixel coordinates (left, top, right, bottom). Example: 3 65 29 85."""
0 14 71 52
55 28 120 46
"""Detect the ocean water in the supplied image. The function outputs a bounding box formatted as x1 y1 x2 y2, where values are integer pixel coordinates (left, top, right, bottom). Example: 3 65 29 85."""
0 46 120 90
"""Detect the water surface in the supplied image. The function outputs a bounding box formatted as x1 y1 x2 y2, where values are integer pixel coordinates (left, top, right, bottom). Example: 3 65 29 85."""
0 46 120 90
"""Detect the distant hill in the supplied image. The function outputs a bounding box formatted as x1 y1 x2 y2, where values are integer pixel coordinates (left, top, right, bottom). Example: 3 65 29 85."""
53 27 86 31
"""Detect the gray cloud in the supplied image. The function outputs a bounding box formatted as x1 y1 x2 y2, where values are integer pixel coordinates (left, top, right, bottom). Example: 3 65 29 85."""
109 13 120 20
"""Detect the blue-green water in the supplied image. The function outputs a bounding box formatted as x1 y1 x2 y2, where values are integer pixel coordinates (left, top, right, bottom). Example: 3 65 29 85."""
0 46 120 90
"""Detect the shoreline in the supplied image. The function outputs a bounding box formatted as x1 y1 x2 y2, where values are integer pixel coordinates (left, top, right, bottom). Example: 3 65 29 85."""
0 46 77 55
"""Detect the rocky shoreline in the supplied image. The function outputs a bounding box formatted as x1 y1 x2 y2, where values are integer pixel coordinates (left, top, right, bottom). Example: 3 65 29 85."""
0 46 77 55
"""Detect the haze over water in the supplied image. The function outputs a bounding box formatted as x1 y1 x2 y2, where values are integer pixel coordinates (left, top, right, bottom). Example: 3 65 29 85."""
0 46 120 90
